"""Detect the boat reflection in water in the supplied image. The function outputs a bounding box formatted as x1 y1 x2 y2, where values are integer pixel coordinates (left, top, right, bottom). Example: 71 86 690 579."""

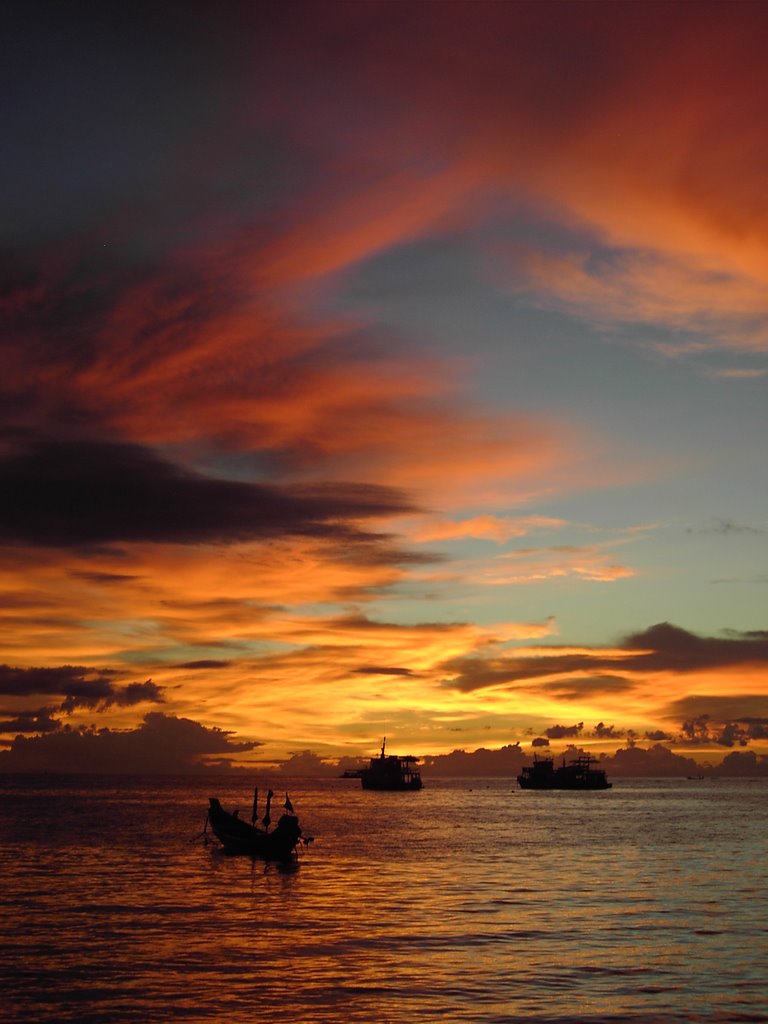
356 738 423 790
517 754 612 790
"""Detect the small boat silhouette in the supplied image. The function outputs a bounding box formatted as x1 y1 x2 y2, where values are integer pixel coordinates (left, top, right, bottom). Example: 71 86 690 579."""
204 788 303 859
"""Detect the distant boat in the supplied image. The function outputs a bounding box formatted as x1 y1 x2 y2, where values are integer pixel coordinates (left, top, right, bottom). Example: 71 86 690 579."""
358 738 423 791
205 789 303 859
517 754 612 790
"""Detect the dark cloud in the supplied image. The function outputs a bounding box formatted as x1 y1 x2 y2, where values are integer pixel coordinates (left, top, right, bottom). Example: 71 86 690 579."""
277 750 337 776
545 722 583 739
118 680 163 705
442 622 768 692
694 718 729 745
542 674 634 699
677 710 768 748
174 660 232 670
0 439 418 549
440 653 589 691
717 722 753 747
621 623 768 672
0 664 119 697
601 743 704 778
593 722 624 739
0 706 60 734
716 750 768 776
421 743 524 777
664 694 768 722
0 664 163 721
531 736 550 747
0 711 261 773
741 718 768 733
57 678 163 714
68 571 140 583
351 666 416 677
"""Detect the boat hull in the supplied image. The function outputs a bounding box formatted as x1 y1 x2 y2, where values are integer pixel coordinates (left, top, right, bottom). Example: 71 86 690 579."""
360 775 422 791
208 798 302 859
517 777 611 790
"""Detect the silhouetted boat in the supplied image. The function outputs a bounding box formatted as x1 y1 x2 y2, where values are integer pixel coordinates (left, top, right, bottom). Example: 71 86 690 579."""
517 754 612 790
206 789 302 859
359 738 423 790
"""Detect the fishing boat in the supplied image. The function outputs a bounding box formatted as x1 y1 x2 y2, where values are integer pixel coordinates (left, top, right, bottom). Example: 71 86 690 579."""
359 738 423 790
517 754 612 790
205 789 302 859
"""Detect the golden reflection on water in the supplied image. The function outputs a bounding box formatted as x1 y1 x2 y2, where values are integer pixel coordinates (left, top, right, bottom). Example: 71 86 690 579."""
0 776 766 1022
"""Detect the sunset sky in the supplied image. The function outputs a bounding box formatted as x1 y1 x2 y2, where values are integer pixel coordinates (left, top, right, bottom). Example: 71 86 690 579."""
2 0 767 772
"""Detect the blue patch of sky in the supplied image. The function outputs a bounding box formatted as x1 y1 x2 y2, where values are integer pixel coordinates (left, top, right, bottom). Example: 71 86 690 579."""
285 210 768 645
333 222 766 516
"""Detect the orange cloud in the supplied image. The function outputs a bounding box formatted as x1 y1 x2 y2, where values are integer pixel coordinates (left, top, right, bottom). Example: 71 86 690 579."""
407 514 568 544
507 248 768 350
3 545 766 759
3 229 590 514
443 544 637 587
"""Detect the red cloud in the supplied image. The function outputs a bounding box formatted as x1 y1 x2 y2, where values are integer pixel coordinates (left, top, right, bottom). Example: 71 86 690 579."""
243 3 768 349
2 230 578 511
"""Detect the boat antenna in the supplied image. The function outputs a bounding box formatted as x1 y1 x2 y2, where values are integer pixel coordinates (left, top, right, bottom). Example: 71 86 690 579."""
381 736 386 758
262 789 273 831
251 787 258 826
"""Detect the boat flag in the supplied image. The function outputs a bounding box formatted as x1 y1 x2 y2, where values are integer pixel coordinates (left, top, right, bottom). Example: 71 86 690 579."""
262 789 273 830
284 792 294 813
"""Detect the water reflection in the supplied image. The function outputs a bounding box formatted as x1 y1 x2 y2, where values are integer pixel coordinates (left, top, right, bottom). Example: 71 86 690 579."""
0 776 766 1023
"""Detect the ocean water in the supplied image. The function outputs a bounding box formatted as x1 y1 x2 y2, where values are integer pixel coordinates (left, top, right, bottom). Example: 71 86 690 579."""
0 774 765 1024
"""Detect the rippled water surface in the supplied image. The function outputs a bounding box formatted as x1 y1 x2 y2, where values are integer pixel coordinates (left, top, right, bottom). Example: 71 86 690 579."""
1 774 766 1023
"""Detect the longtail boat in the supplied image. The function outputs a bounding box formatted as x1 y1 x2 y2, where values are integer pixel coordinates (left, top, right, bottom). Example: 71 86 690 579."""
205 788 302 859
